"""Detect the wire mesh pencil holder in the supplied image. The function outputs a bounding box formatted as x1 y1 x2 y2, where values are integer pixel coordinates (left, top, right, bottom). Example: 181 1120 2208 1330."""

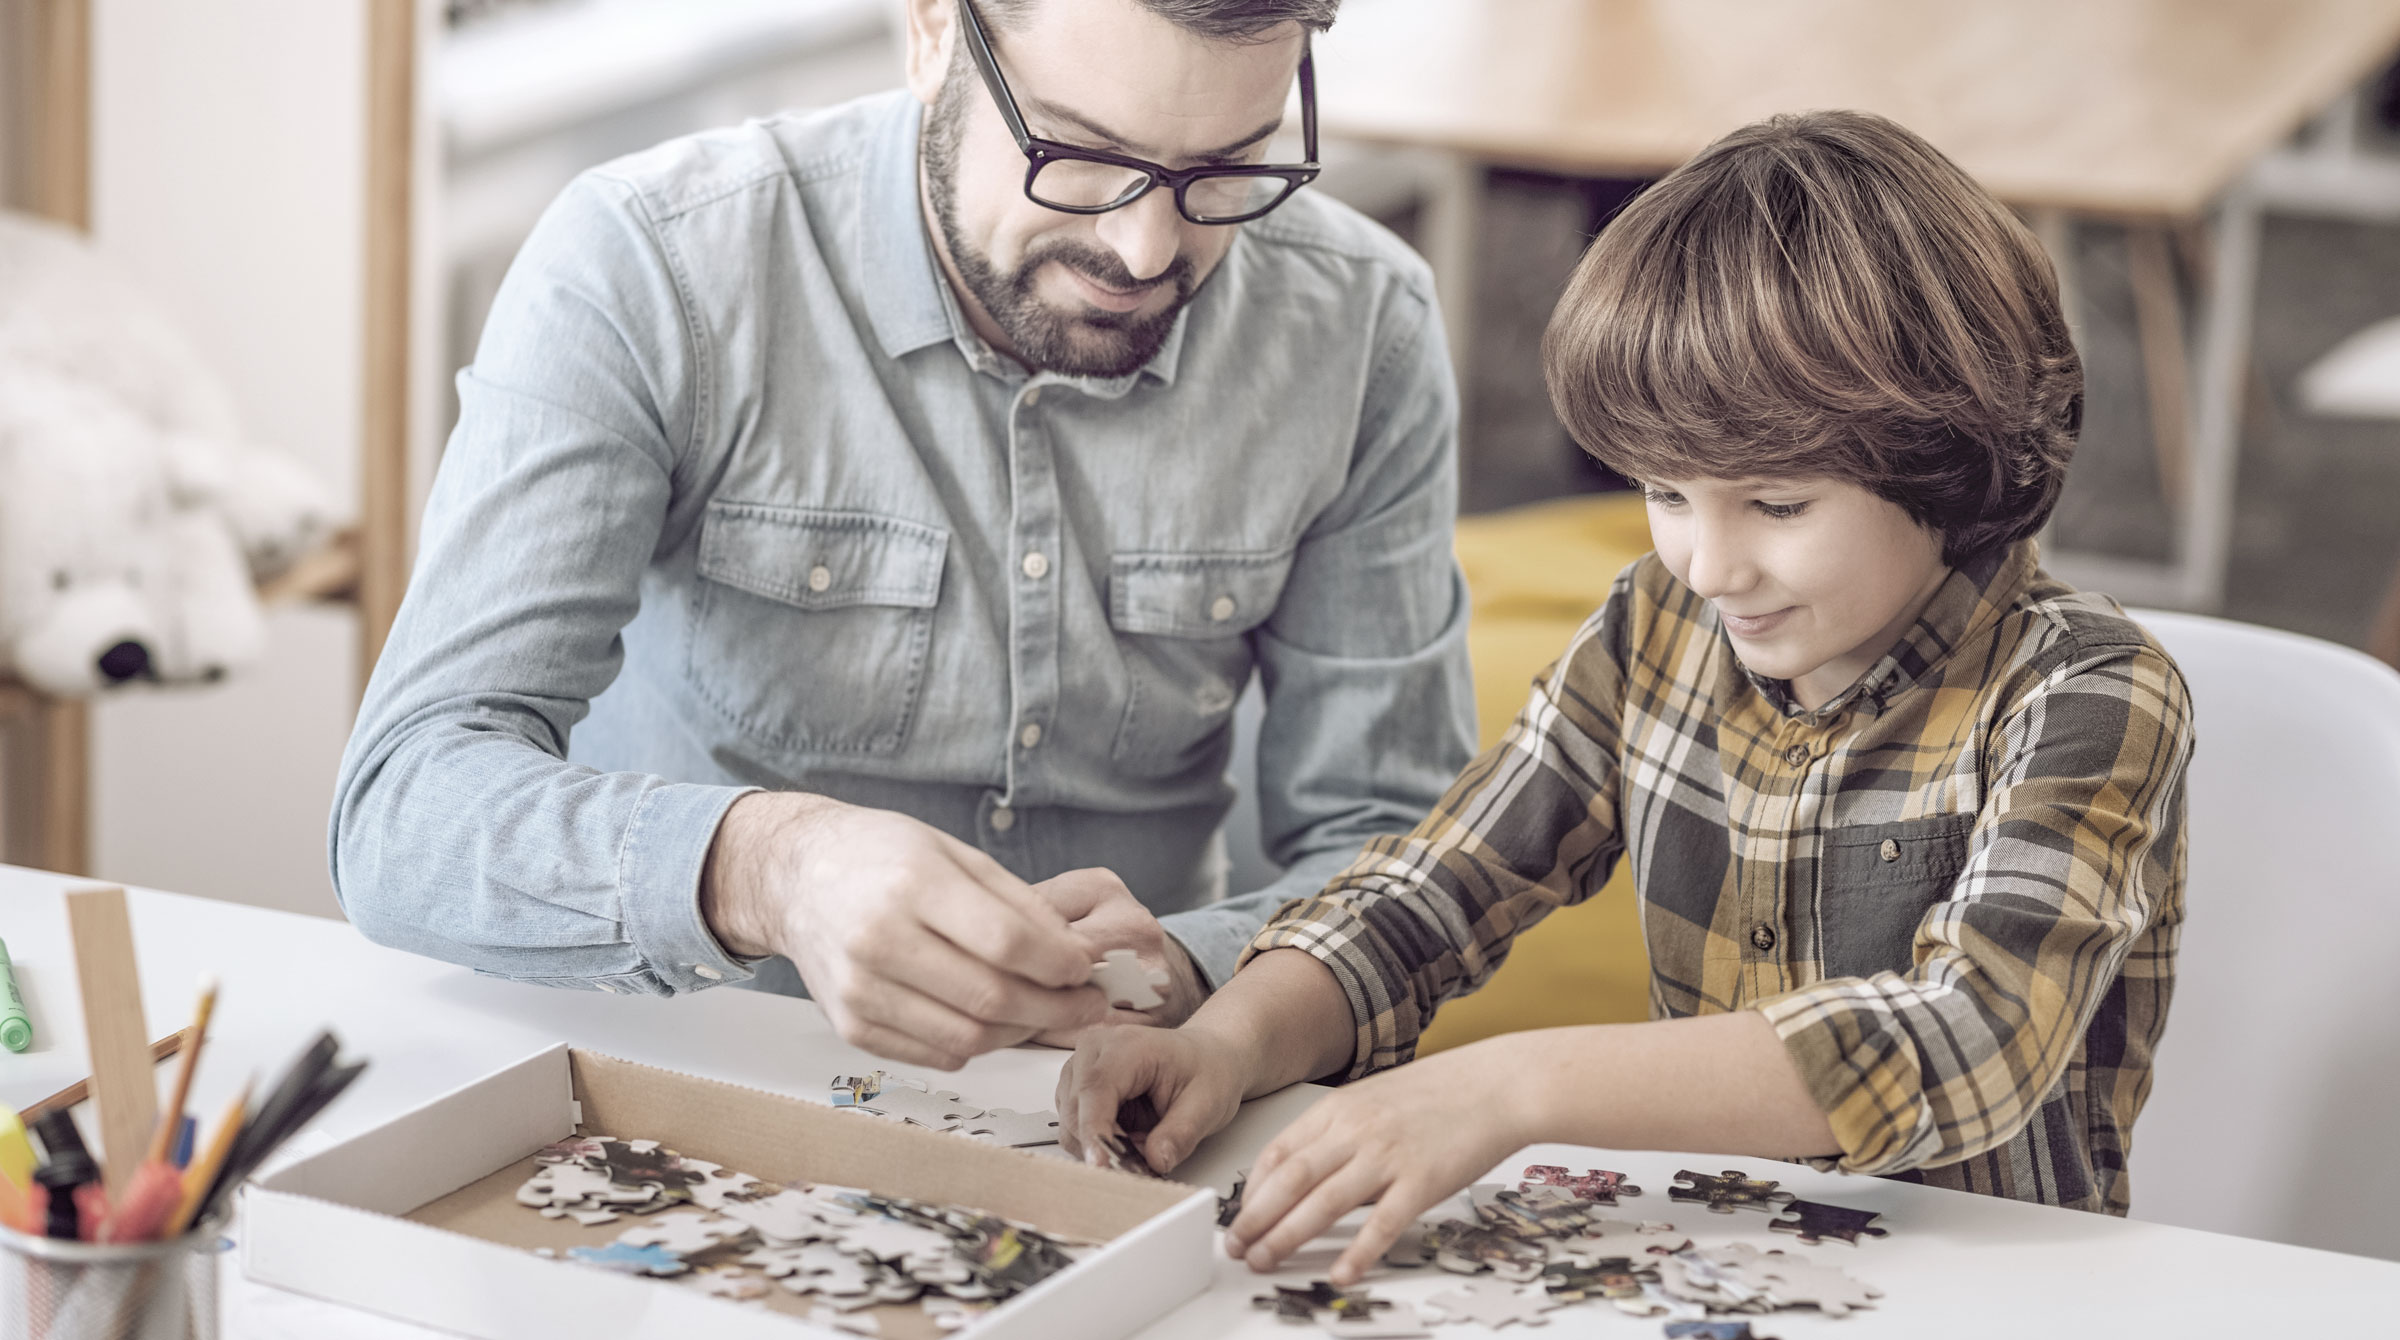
0 1217 227 1340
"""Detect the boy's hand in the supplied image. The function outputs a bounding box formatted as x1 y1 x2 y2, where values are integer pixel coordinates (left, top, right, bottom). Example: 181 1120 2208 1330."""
1223 1038 1541 1287
1055 1023 1253 1175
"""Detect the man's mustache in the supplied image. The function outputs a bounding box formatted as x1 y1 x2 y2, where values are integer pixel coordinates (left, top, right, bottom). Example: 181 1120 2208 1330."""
1025 242 1194 298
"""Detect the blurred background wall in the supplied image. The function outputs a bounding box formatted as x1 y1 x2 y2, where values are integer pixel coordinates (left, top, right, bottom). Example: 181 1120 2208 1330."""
6 0 2400 916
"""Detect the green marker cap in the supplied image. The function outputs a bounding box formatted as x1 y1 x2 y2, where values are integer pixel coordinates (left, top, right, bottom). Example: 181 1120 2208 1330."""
0 938 30 1053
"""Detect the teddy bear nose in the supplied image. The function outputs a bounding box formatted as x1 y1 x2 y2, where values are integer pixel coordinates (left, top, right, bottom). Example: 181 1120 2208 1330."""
97 640 154 683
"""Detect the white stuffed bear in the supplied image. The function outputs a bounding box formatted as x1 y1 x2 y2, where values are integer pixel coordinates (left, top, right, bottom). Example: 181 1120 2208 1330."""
0 209 336 695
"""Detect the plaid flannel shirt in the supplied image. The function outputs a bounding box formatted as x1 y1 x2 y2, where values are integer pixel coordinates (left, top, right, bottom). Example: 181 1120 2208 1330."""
1244 539 2192 1214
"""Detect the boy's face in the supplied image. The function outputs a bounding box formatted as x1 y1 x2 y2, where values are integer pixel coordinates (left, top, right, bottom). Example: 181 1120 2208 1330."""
1641 474 1950 711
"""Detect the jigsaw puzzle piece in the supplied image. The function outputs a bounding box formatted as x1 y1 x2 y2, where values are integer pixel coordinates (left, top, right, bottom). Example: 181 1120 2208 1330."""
615 1210 752 1256
1425 1277 1557 1329
1767 1198 1889 1246
960 1108 1063 1147
565 1242 691 1277
1091 949 1168 1010
1666 1169 1796 1214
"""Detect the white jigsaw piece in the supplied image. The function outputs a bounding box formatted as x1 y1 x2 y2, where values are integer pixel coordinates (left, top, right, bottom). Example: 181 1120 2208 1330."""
1426 1278 1556 1329
615 1211 752 1256
692 1267 770 1300
861 1085 983 1129
841 1215 956 1263
1717 1243 1883 1316
1558 1217 1689 1265
961 1108 1063 1147
1091 949 1168 1010
680 1159 768 1210
715 1188 839 1243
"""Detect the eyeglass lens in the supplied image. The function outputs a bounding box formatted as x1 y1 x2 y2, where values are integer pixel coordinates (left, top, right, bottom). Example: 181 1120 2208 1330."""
1029 157 1297 222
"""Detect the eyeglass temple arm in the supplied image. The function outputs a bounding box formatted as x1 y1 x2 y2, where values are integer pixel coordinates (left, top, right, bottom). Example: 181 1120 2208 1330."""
955 0 1035 147
1299 41 1318 164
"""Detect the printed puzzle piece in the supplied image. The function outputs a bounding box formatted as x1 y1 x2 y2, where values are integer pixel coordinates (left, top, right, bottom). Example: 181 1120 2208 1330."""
1519 1164 1642 1204
1667 1170 1796 1215
1664 1323 1780 1340
1768 1199 1888 1246
566 1242 690 1277
1092 949 1168 1010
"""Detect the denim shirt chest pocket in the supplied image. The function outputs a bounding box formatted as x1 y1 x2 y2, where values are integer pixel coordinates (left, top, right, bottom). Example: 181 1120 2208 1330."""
1107 549 1293 778
1817 812 1977 978
687 501 948 755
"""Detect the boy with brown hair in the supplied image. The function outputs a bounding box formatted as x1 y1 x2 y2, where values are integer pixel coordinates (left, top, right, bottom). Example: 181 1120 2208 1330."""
1056 109 2194 1283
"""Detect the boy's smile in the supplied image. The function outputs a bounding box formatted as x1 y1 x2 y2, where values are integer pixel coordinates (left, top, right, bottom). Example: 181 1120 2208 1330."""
1641 474 1952 711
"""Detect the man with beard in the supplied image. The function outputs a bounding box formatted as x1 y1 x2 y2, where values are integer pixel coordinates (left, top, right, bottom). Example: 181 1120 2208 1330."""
332 0 1473 1069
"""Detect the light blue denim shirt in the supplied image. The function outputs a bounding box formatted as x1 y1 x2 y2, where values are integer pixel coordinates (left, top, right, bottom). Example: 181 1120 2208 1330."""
330 90 1474 997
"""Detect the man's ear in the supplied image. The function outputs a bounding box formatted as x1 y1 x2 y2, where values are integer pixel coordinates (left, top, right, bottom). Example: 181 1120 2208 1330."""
902 0 958 107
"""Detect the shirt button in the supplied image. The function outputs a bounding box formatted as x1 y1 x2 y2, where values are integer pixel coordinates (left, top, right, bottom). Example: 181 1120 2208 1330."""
807 565 832 593
692 964 723 981
1208 594 1237 623
595 981 619 995
1021 551 1050 580
1783 743 1809 767
1018 722 1043 749
1880 838 1901 863
1751 923 1778 952
1022 387 1042 408
990 804 1016 832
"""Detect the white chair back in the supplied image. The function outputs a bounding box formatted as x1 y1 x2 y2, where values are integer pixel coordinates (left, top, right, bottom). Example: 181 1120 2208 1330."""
2130 609 2400 1260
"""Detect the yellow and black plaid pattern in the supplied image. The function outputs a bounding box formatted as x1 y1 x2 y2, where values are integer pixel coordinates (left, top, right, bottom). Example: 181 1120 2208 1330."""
1245 540 2191 1215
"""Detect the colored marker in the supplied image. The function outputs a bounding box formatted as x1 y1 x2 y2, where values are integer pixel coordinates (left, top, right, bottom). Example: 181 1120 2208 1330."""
0 1105 34 1188
0 937 30 1052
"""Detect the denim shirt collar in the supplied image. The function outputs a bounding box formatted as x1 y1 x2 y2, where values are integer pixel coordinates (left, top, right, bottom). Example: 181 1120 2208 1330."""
855 92 1187 394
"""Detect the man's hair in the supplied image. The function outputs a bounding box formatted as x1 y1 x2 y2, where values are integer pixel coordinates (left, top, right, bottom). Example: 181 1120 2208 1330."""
974 0 1338 42
1542 110 2081 566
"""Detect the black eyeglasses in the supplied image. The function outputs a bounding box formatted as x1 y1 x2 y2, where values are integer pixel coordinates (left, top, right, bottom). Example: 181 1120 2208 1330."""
954 0 1320 226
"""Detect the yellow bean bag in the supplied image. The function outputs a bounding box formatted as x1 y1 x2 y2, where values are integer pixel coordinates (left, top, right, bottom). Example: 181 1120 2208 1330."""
1416 492 1656 1052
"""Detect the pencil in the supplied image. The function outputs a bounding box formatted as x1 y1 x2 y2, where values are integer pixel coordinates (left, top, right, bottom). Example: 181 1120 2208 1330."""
146 977 216 1166
20 1032 184 1125
166 1080 249 1237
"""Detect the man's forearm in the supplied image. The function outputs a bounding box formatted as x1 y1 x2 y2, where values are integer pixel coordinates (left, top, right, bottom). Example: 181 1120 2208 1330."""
699 790 850 959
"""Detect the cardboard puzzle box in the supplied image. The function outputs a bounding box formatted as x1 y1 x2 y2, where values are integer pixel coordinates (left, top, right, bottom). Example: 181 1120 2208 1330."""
242 1046 1215 1340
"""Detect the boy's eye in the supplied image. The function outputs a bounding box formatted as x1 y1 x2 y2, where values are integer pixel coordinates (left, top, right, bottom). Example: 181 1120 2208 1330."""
1755 501 1811 520
1641 488 1686 507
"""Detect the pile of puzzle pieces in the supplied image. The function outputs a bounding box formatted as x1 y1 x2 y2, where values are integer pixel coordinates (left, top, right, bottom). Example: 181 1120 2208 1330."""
516 1135 1089 1332
1253 1165 1888 1335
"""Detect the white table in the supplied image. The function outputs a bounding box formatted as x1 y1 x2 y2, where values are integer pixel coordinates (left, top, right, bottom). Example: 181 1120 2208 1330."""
1 866 2392 1337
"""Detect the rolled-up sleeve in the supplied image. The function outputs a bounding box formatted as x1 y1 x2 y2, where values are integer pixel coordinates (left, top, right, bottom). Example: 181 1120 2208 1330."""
1160 280 1478 988
1235 569 1638 1074
328 171 755 996
1759 641 2192 1175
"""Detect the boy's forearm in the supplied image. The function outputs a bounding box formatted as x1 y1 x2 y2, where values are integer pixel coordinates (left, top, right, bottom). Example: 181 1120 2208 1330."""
1184 948 1358 1097
1516 1011 1841 1160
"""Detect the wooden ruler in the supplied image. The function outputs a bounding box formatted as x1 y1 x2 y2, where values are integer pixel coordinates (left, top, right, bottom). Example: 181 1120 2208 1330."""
64 885 157 1197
